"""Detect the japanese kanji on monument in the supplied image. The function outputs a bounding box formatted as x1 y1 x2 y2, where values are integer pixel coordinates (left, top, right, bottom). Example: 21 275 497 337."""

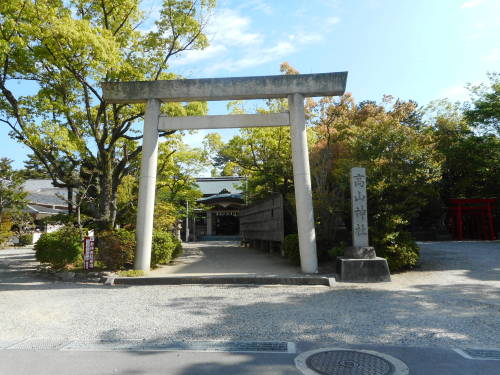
351 167 369 248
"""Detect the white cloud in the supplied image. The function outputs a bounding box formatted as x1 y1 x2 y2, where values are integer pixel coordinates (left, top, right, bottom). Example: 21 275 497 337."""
264 41 296 57
209 8 261 46
461 0 484 9
172 44 228 66
326 16 340 25
439 85 470 102
171 8 260 68
245 0 273 15
292 32 324 44
203 36 314 74
173 7 326 75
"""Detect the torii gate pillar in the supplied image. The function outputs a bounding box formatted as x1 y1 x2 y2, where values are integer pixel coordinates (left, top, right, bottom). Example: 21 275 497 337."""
289 93 317 273
134 99 161 271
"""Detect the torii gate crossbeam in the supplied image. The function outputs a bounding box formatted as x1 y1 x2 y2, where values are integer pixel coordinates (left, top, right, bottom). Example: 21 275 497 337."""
102 72 348 274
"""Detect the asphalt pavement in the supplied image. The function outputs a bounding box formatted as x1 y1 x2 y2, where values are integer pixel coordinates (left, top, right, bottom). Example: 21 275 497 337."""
1 343 499 375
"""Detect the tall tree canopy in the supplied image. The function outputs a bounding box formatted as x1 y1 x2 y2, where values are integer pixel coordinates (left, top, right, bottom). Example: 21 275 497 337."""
0 0 214 228
464 72 500 136
426 98 500 200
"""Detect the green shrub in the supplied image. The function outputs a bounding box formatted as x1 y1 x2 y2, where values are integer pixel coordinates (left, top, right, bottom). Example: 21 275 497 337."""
97 229 136 270
151 230 182 267
328 242 347 260
34 227 82 269
0 215 13 248
18 233 33 246
172 239 183 259
283 234 301 266
374 230 420 272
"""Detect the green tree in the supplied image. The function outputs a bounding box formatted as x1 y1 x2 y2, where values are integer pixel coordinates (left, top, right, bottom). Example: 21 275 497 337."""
115 134 207 230
311 95 442 269
0 158 27 215
0 0 214 229
426 98 500 200
464 72 500 136
0 158 27 245
18 154 52 179
154 135 206 230
311 94 441 252
203 98 299 230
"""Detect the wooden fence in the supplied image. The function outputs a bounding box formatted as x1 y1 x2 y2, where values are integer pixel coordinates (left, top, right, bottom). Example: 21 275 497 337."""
240 193 284 250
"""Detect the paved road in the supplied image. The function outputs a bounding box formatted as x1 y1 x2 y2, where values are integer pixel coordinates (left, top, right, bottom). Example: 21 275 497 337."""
0 241 499 374
1 343 499 375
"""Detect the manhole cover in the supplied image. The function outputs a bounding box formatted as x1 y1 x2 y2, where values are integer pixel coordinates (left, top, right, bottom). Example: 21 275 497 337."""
306 350 393 375
295 348 409 375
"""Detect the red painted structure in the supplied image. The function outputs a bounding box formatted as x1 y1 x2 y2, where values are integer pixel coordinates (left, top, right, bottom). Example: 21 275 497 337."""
448 198 496 240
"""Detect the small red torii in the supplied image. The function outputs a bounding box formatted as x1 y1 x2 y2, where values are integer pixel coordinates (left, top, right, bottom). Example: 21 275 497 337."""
448 198 497 240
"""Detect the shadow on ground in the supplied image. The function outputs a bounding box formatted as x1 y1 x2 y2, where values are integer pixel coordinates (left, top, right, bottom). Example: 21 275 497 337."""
413 241 500 281
0 248 111 291
94 277 499 374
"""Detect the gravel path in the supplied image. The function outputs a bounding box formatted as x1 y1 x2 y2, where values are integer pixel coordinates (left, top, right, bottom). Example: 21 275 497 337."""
0 242 499 349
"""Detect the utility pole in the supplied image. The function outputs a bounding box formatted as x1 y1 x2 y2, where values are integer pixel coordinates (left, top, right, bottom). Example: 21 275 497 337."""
185 200 189 242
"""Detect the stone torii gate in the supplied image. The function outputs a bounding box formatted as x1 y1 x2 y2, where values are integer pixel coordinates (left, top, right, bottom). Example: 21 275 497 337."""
102 72 347 273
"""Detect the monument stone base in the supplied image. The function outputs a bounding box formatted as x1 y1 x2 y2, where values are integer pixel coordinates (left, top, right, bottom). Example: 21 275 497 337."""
344 246 376 259
336 256 391 282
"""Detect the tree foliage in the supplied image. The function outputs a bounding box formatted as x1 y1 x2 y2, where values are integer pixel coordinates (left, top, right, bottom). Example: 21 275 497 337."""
0 158 27 215
464 72 500 136
310 95 442 267
426 98 500 200
115 134 207 231
0 0 214 229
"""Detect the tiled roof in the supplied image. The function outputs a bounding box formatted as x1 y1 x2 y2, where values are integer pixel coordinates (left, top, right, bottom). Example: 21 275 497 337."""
194 177 246 195
197 193 244 204
26 204 67 215
22 179 56 192
22 179 68 197
27 192 67 207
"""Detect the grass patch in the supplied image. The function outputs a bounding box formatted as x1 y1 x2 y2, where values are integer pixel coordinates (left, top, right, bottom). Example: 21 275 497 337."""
117 270 145 277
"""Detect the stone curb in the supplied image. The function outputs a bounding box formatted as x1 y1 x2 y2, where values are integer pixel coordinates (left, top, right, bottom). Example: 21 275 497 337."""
104 275 335 286
37 267 110 283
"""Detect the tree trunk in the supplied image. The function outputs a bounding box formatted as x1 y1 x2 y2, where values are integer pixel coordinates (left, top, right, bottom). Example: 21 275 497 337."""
67 187 73 214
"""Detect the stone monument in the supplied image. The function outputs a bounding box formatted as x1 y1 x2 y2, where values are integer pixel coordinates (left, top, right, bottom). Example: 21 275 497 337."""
336 167 391 282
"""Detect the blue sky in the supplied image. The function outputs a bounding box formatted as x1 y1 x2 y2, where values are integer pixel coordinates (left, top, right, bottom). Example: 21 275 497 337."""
1 0 499 169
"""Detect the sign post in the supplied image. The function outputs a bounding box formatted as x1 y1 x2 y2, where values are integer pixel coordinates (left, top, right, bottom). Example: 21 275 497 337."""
83 236 95 270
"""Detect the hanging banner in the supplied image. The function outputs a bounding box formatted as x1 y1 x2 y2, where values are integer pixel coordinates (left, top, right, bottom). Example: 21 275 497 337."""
83 236 95 270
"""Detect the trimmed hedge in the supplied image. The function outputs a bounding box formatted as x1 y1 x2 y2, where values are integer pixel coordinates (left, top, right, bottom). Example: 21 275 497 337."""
18 233 33 246
151 230 182 267
97 229 136 270
34 227 82 269
172 239 183 259
97 229 183 270
374 230 420 272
